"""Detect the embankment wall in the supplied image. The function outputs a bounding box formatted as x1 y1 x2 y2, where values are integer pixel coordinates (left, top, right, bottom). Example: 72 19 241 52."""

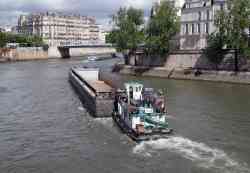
48 46 116 58
0 47 48 61
70 47 116 57
118 66 250 85
165 50 249 71
129 50 249 71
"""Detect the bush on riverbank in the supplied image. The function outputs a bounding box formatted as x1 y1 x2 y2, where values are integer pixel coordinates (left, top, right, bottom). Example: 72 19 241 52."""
0 32 45 48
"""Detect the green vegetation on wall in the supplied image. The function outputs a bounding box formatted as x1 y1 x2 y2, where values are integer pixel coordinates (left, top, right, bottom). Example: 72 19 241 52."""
0 32 45 48
205 0 250 71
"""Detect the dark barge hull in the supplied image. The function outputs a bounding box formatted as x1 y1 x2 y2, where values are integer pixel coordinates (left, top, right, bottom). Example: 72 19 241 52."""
112 112 173 142
69 68 114 117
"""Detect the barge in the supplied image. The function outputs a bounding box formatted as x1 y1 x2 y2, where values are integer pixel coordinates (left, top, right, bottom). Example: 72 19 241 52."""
69 67 114 117
113 82 173 142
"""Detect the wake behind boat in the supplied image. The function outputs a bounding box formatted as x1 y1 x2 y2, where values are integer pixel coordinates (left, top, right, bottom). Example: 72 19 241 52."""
113 82 173 142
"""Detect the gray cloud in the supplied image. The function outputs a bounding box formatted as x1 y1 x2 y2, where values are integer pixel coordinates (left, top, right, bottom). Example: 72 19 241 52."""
0 0 155 26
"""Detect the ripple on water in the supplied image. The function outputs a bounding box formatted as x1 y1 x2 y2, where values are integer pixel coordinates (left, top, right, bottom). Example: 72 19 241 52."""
93 118 114 129
133 136 250 173
0 86 8 93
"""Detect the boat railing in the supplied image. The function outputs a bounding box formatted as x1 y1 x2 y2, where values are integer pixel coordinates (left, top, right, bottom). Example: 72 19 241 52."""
130 112 166 118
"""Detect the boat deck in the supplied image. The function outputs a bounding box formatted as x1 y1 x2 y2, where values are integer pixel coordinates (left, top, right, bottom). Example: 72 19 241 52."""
69 67 114 117
73 67 113 94
86 80 113 93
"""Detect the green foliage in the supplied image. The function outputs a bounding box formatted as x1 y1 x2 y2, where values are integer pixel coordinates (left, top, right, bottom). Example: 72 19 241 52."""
205 0 250 70
106 7 145 54
226 0 250 53
107 2 179 64
204 33 227 70
0 32 8 47
0 32 45 48
145 1 180 57
210 0 250 53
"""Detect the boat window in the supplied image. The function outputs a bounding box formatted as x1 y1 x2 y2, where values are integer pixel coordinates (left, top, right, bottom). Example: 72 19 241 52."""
129 86 133 91
136 87 138 92
129 87 133 99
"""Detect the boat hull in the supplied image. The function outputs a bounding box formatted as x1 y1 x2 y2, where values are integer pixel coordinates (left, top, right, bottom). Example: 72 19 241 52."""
69 69 114 117
112 112 173 142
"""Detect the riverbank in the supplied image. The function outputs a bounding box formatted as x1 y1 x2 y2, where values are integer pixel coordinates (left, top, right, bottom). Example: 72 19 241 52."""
0 47 48 62
0 46 117 62
118 65 250 85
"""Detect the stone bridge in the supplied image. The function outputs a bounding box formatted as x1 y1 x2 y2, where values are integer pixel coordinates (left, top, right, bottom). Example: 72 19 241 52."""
49 44 116 58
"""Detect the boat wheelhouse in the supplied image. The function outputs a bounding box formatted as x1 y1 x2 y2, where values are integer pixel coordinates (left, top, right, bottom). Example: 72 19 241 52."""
113 82 173 142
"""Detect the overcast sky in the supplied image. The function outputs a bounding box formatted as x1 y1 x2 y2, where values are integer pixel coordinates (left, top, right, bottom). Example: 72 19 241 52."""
0 0 157 27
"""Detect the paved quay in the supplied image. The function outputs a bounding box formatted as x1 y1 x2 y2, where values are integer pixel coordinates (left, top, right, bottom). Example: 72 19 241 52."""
119 65 250 85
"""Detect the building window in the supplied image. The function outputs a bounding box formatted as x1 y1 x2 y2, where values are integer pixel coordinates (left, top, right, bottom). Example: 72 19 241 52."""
197 23 201 34
185 24 189 35
207 10 210 20
205 23 209 34
198 11 202 21
220 3 224 10
192 24 195 34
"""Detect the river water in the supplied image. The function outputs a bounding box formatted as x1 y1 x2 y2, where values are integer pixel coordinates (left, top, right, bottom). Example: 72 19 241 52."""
0 58 250 173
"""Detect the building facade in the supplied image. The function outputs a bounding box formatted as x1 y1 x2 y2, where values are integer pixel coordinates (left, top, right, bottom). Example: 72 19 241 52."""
153 0 185 16
180 0 226 50
98 26 110 44
18 12 100 46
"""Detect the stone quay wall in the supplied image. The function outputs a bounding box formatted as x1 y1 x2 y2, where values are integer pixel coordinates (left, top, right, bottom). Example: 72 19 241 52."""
165 50 249 71
70 47 116 57
117 49 250 85
48 46 116 58
118 66 250 85
129 50 249 71
0 47 48 62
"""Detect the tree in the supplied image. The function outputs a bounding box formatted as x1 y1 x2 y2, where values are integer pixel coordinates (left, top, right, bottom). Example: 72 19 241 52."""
106 7 145 64
204 33 226 70
206 0 250 71
145 1 180 57
204 10 229 70
0 32 8 47
0 32 45 48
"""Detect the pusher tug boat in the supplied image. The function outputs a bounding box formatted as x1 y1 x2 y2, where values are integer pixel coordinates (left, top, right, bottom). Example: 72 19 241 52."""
113 82 173 142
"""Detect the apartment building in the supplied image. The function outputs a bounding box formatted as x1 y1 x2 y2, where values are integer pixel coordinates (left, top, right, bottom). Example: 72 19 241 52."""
180 0 226 50
18 12 100 46
153 0 185 16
